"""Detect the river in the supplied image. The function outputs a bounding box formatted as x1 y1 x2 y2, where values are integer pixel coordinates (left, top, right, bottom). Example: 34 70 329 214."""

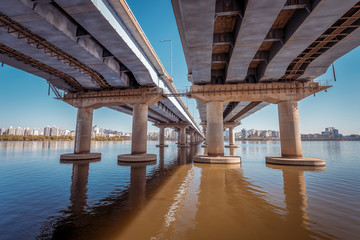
0 141 359 240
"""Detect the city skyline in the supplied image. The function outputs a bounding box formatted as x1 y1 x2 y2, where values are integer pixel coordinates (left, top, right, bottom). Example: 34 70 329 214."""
1 124 356 137
1 0 360 135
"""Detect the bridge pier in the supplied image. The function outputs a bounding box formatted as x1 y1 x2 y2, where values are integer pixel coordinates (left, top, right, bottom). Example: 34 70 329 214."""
178 125 189 147
201 122 207 147
155 125 168 147
118 103 157 162
225 121 240 148
60 107 101 161
266 101 325 166
194 101 241 164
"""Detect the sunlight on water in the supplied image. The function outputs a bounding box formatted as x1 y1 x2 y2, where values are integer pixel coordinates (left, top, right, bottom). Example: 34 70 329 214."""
0 140 359 239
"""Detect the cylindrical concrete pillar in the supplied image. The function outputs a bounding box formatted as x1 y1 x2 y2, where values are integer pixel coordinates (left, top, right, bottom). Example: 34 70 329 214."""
131 103 148 154
278 101 303 158
190 132 195 144
229 127 235 146
159 127 165 145
206 101 224 156
179 127 186 145
74 107 93 154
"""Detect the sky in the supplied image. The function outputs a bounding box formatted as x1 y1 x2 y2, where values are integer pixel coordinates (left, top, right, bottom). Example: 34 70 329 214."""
0 0 360 135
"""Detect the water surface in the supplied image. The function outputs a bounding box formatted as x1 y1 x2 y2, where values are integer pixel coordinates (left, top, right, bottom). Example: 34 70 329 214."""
0 141 359 239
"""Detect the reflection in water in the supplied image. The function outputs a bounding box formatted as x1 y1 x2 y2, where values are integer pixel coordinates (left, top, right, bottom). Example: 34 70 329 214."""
1 141 359 240
118 161 156 209
70 163 89 215
267 165 326 237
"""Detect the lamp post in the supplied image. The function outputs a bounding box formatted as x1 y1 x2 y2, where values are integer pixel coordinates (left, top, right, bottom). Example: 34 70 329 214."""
160 40 172 80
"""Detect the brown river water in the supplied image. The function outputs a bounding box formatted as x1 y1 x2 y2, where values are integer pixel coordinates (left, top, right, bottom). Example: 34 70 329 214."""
0 140 359 239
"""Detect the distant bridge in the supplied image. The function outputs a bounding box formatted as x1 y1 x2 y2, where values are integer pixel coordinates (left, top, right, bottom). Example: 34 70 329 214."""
0 0 203 161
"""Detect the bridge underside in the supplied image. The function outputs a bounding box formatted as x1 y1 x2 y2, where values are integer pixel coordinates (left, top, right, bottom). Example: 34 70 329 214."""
173 0 360 127
0 0 202 136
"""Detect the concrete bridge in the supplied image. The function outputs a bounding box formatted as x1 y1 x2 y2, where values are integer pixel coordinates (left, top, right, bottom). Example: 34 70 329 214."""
171 0 360 165
0 0 203 161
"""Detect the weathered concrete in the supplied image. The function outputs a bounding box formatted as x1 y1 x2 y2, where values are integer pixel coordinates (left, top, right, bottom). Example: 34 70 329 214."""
206 101 224 156
178 126 188 147
60 153 101 161
265 156 325 166
278 101 302 158
118 154 157 163
60 107 101 160
171 0 216 84
131 103 148 154
225 127 240 148
266 101 325 166
226 0 287 82
63 88 164 109
260 0 359 81
74 107 93 154
302 27 360 79
156 126 168 147
224 121 240 148
194 155 241 164
118 103 157 162
191 82 330 104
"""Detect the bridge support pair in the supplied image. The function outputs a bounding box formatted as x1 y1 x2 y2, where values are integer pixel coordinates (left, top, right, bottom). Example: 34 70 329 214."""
60 88 163 163
190 82 328 166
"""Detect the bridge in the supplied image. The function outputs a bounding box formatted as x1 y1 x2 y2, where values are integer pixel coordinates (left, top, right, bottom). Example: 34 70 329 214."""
171 0 360 165
2 0 359 166
0 0 203 161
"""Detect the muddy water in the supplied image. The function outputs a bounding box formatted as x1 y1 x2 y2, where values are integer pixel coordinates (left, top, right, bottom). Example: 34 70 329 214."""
0 141 359 239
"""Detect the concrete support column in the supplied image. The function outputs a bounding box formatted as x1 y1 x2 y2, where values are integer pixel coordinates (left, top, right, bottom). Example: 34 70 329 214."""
229 127 235 146
179 127 187 146
159 127 165 145
278 101 302 158
74 107 93 154
131 103 148 155
191 132 195 144
156 126 168 147
207 101 224 156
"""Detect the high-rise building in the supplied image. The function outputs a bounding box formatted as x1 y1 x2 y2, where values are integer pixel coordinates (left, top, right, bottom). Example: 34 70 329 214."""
15 127 25 136
8 126 15 135
44 126 51 136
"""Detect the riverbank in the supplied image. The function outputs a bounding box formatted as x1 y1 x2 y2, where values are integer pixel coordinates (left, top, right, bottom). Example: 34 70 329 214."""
0 135 126 141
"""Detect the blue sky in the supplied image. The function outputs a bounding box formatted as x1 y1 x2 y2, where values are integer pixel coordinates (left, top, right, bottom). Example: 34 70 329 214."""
0 0 359 135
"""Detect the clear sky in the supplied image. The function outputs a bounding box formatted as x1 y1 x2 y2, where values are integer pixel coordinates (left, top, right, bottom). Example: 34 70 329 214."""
0 0 359 135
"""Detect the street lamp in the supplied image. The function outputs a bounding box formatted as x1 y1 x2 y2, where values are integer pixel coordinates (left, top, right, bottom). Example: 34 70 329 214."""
160 40 172 80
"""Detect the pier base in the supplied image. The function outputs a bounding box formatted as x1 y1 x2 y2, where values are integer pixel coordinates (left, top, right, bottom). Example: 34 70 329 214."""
194 155 241 164
60 153 101 161
225 145 240 148
266 156 325 166
118 153 157 163
266 101 325 167
156 144 169 147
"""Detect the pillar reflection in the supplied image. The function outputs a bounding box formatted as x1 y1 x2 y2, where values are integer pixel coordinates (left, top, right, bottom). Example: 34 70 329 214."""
118 161 156 209
267 164 326 230
60 159 100 216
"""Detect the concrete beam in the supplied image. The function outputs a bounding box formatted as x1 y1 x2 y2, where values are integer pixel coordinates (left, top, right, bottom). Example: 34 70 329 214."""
260 0 359 81
62 87 164 109
171 0 216 84
302 26 360 79
190 81 330 104
226 0 287 82
55 0 154 86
